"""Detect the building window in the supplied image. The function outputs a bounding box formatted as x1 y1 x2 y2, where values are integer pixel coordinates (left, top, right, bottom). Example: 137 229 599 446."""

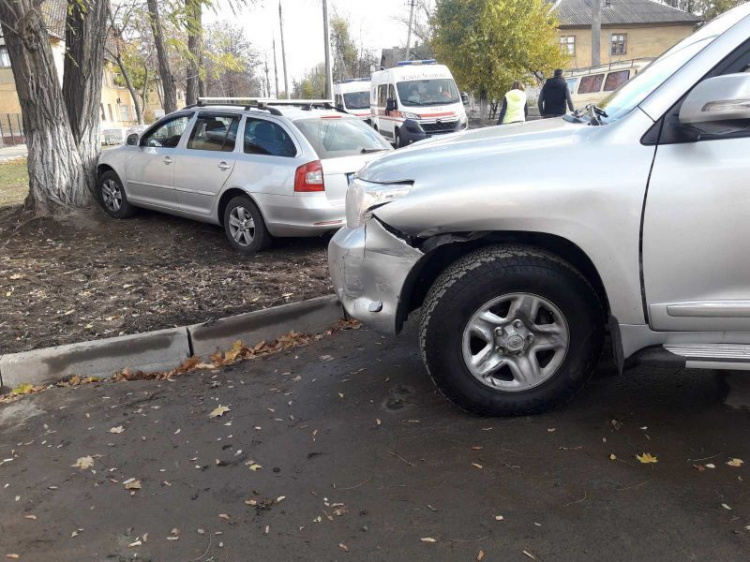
0 48 10 68
559 35 575 56
611 33 627 56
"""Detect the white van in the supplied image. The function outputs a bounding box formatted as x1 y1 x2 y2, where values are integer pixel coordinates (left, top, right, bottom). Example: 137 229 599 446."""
334 79 372 122
566 58 653 108
370 60 468 147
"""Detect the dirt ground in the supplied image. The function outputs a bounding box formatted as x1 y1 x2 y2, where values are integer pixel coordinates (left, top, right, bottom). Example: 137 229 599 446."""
0 206 331 355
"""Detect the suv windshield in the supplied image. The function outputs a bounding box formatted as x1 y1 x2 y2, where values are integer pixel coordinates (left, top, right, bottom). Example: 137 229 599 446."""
397 79 460 106
343 92 370 110
295 117 390 159
597 6 750 123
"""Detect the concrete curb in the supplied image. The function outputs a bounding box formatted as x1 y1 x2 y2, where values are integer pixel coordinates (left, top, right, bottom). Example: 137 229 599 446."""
189 295 344 358
0 295 344 390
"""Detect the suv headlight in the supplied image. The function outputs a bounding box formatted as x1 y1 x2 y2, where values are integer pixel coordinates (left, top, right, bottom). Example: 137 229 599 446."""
346 178 413 229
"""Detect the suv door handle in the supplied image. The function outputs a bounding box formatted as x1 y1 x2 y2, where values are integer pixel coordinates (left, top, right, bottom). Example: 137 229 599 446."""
218 162 231 171
163 157 173 165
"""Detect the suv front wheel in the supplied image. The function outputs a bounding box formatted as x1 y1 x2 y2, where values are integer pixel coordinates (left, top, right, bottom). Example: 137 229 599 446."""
419 245 604 416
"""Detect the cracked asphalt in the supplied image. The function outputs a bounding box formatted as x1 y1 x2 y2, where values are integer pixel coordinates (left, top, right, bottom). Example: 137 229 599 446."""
1 322 750 561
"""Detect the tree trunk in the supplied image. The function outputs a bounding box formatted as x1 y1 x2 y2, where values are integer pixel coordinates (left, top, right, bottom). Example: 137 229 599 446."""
147 0 178 114
0 1 86 215
479 91 489 120
64 0 110 196
114 52 144 125
140 66 150 123
185 0 203 106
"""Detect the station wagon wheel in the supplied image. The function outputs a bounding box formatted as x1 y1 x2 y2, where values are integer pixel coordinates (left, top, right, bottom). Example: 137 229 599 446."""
98 170 136 219
419 245 604 416
223 195 272 254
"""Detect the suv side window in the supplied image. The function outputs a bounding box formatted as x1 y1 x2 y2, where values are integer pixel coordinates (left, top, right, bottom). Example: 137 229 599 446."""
243 117 297 157
388 84 397 102
141 115 192 148
187 115 240 152
378 85 387 107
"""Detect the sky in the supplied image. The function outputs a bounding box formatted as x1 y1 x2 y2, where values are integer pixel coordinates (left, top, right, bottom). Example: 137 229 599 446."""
206 0 423 90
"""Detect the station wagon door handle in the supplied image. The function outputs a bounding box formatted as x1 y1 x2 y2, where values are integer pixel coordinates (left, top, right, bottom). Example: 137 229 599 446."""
162 157 173 165
218 162 231 171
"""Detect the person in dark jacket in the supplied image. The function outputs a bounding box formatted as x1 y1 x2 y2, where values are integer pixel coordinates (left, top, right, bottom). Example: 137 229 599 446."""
537 68 574 118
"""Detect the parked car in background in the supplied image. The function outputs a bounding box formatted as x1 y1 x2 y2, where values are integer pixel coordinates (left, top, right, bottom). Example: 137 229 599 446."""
566 58 653 108
334 79 372 123
330 3 750 416
97 101 391 253
370 60 469 147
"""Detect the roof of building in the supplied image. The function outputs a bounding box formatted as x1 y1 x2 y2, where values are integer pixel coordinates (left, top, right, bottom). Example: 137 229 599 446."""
380 44 435 69
555 0 702 27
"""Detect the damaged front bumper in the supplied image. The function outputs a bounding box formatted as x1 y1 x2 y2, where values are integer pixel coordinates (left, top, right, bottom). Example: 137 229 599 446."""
328 219 424 335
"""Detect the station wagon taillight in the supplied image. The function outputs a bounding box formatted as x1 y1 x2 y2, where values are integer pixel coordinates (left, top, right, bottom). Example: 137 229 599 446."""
295 160 325 192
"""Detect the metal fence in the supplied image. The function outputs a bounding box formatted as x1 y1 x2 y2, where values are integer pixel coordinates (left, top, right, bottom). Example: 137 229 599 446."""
0 114 25 147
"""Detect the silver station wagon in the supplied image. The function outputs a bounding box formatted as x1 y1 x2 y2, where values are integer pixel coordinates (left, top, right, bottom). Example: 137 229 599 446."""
97 102 391 253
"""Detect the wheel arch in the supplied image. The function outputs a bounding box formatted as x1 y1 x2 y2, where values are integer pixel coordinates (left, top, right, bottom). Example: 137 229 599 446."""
216 188 265 227
399 231 611 327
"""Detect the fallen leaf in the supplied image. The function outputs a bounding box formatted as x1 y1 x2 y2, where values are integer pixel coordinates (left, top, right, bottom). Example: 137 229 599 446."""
494 515 504 521
727 458 744 468
6 555 20 559
209 405 231 419
109 426 124 434
706 463 716 469
693 464 706 472
471 463 483 470
275 496 286 504
421 537 437 544
12 383 35 396
218 514 231 521
248 463 262 471
123 478 142 490
722 503 732 511
339 543 349 552
636 453 658 464
128 539 142 548
547 428 556 433
23 515 36 521
609 454 617 461
477 549 485 561
72 456 95 470
523 549 537 560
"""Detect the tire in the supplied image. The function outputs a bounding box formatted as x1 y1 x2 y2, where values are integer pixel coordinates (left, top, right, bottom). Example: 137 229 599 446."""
98 170 136 219
223 195 272 254
419 245 604 416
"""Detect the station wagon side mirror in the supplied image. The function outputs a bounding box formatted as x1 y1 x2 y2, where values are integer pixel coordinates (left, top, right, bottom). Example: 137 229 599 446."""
126 133 140 146
461 92 470 106
680 73 750 126
386 98 397 113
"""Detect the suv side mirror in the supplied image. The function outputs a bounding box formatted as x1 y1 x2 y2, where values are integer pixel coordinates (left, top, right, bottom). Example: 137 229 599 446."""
461 92 470 106
386 98 397 112
680 73 750 126
126 133 140 146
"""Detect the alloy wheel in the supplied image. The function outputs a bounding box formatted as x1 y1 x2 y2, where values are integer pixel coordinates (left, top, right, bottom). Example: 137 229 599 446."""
461 292 570 392
101 179 123 212
228 206 256 247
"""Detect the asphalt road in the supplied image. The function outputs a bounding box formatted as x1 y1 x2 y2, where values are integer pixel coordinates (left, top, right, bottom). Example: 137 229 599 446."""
1 322 750 561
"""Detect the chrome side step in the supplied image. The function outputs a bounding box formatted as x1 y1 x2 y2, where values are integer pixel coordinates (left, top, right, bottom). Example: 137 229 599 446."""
629 344 750 371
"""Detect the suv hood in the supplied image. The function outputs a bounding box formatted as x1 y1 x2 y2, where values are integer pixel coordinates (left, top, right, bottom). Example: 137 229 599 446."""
359 117 588 185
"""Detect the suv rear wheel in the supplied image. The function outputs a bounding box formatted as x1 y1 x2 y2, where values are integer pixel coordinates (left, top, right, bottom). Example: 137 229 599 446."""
419 245 604 416
223 195 272 254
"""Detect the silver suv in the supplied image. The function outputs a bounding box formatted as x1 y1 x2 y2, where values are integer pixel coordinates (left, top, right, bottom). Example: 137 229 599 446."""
330 4 750 416
97 102 391 253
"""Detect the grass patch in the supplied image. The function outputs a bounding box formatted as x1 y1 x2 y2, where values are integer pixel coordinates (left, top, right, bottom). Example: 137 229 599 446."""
0 158 28 208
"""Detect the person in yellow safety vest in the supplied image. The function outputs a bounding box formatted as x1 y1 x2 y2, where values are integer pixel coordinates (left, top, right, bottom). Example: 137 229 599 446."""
496 81 528 125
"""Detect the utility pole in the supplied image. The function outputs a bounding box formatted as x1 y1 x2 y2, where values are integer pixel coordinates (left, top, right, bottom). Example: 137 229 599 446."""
279 0 289 99
272 37 280 99
264 54 271 99
405 0 416 61
322 0 333 100
591 0 601 67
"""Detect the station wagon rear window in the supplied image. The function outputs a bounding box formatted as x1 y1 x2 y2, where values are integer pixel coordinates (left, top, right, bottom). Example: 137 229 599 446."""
295 117 390 160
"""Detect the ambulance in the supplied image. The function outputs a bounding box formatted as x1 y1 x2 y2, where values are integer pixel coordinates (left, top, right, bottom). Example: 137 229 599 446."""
370 60 468 147
333 79 372 122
